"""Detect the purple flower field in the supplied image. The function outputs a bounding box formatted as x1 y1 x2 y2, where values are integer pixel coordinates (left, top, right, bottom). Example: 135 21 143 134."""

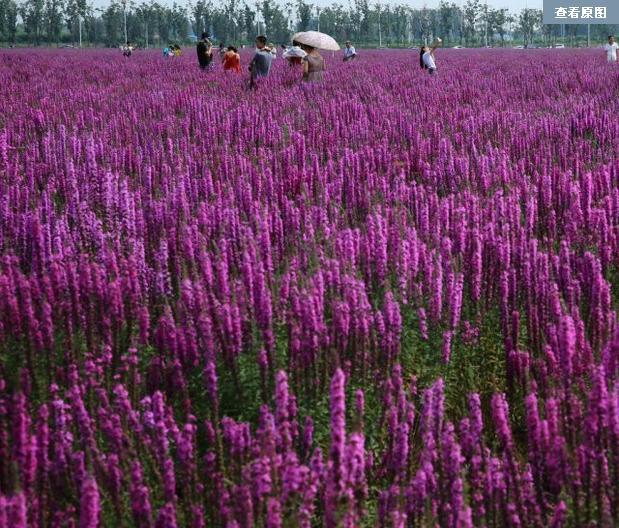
0 48 618 527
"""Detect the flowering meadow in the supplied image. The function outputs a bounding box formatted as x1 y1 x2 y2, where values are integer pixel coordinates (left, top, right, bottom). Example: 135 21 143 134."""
0 48 618 527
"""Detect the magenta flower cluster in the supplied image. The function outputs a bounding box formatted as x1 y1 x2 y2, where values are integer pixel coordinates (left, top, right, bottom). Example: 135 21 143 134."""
0 48 617 526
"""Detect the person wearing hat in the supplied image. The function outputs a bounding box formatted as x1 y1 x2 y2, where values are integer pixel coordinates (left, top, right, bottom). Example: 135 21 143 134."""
197 32 213 70
343 41 357 62
283 40 306 66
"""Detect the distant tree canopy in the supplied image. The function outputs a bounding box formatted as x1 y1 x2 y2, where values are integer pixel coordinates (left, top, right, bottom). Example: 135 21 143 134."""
0 0 616 47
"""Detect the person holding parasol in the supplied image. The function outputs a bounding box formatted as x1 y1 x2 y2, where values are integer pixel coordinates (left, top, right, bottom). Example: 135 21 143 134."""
291 31 340 82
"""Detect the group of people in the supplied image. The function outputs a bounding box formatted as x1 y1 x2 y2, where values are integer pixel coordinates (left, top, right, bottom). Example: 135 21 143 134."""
121 42 135 57
196 33 359 88
163 44 182 57
194 31 440 87
196 33 321 86
191 32 616 86
251 35 330 86
416 35 616 75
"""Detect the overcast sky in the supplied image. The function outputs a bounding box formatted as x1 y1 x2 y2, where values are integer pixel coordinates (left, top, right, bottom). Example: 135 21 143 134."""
91 0 544 12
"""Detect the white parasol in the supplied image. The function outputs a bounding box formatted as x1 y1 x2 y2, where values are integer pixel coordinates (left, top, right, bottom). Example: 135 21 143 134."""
292 31 340 51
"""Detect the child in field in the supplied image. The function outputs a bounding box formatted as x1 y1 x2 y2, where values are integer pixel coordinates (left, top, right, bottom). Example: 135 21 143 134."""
420 38 441 75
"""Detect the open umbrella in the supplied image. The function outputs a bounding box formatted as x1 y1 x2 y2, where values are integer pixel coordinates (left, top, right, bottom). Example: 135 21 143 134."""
292 31 340 51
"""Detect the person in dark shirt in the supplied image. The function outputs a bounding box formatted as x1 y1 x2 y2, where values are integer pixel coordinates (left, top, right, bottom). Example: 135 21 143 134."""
248 35 273 89
197 32 213 70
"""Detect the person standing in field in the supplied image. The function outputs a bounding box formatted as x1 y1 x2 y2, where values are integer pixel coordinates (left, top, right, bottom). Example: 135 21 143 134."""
269 43 278 59
301 44 325 82
343 41 357 62
604 35 618 63
283 40 306 66
122 42 134 57
249 35 273 89
197 33 213 71
222 46 241 73
420 38 441 75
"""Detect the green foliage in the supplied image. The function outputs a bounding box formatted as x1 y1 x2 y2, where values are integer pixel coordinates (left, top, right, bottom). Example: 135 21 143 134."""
296 0 312 32
3 0 617 48
0 0 19 43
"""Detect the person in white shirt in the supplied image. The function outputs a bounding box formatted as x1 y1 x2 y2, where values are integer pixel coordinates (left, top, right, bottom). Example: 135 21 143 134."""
343 41 357 62
604 35 618 63
419 38 441 75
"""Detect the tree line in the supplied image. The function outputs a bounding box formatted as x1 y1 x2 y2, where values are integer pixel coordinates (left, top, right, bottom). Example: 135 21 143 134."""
0 0 617 48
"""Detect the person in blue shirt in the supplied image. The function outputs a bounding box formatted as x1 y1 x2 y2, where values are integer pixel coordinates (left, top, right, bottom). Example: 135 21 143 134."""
248 35 273 89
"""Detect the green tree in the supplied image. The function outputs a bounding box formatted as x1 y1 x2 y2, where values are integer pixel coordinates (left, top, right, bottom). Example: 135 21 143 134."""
355 0 370 40
260 0 288 42
438 1 458 45
220 0 238 43
21 0 46 45
84 6 103 44
135 2 156 46
462 0 480 46
418 5 433 44
192 0 211 36
296 0 311 31
102 1 122 45
241 3 255 39
44 0 64 43
518 7 541 47
65 0 86 44
0 0 18 43
489 8 510 46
